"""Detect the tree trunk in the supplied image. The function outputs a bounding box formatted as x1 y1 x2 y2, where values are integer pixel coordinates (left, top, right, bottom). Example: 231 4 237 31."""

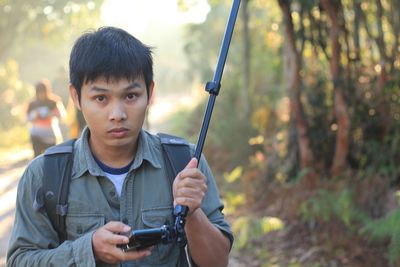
321 0 350 176
353 0 362 61
278 0 314 172
389 0 400 70
375 0 390 140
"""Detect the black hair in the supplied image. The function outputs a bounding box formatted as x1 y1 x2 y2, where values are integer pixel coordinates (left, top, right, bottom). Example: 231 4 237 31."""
35 79 51 96
69 26 153 99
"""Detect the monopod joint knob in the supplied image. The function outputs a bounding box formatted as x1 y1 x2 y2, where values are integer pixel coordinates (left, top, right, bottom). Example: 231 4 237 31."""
205 81 221 95
174 205 189 217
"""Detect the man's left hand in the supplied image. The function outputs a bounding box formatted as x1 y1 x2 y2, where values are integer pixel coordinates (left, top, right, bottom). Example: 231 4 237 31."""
172 158 208 216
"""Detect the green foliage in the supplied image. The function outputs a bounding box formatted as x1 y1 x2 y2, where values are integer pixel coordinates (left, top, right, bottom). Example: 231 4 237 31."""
161 105 198 143
177 0 400 265
299 189 366 227
180 0 286 176
348 79 400 180
165 77 256 172
0 60 32 129
207 80 256 168
182 2 229 81
0 0 104 58
224 166 243 183
223 192 245 214
361 208 400 266
232 215 284 250
299 187 400 265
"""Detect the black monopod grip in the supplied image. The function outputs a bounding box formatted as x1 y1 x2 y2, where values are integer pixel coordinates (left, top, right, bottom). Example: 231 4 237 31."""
117 225 171 252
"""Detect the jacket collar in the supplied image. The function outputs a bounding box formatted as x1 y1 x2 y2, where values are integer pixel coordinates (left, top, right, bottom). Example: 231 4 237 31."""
72 127 162 179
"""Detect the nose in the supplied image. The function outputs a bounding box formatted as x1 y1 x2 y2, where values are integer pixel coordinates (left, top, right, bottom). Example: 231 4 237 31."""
109 102 127 121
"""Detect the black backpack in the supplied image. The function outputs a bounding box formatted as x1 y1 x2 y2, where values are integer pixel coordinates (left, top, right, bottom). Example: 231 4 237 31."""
42 133 191 243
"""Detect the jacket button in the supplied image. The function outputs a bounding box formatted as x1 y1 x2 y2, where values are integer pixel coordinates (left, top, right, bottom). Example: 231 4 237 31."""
45 191 54 200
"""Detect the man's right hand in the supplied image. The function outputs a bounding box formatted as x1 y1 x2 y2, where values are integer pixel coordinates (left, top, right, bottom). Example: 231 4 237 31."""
92 221 153 264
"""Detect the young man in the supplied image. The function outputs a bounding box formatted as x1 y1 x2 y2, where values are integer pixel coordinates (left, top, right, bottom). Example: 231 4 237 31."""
7 27 233 267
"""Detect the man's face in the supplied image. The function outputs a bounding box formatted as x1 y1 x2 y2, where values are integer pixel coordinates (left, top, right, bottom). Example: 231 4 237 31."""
70 76 153 151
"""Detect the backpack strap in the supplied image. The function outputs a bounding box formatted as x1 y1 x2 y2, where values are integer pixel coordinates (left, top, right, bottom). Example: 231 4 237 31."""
157 133 192 185
43 139 76 243
157 133 193 266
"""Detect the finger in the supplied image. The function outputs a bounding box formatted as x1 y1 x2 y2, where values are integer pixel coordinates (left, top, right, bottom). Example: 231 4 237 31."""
179 168 201 178
100 246 134 263
104 221 131 233
94 228 130 246
176 185 207 199
176 177 208 191
175 190 205 202
93 232 127 263
109 233 130 245
176 159 198 182
184 158 198 170
179 169 207 184
121 247 153 261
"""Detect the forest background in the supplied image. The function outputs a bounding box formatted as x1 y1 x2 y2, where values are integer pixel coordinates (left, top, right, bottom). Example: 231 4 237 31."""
0 0 399 267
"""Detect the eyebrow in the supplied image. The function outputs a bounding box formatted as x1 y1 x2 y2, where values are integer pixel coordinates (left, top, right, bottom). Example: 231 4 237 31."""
90 82 142 92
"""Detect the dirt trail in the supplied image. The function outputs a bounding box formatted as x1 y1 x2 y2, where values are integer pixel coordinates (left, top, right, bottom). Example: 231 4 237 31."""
0 148 32 267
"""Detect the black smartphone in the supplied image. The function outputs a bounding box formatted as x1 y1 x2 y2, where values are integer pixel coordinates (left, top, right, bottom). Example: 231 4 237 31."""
118 225 169 252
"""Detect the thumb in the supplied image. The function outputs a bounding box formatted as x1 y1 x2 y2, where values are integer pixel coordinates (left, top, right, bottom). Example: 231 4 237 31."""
184 157 198 169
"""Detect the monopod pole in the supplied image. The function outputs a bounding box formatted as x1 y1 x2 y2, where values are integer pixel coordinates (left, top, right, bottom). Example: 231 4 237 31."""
174 0 241 237
194 0 241 161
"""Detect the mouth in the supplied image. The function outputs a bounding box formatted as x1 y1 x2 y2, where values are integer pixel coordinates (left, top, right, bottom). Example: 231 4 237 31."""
108 127 129 138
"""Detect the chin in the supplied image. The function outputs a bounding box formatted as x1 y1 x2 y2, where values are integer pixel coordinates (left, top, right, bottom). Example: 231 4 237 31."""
109 137 136 147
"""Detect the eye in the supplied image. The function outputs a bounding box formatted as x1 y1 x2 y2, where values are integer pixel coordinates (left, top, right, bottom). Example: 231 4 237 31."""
127 93 137 100
95 95 106 102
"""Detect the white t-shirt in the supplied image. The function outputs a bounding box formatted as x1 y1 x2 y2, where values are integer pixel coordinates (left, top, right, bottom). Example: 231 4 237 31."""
93 155 134 197
103 172 127 197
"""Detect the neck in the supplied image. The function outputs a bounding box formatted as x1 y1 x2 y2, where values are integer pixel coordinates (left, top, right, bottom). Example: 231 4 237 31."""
88 135 138 169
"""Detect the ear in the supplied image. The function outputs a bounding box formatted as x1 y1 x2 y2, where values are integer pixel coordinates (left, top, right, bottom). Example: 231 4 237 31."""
69 85 81 110
147 81 155 104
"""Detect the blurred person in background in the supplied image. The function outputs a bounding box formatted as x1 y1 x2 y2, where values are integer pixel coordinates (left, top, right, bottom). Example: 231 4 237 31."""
27 79 66 157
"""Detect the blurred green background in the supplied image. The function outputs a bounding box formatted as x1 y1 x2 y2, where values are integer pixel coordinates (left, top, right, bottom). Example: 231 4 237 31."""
0 0 399 266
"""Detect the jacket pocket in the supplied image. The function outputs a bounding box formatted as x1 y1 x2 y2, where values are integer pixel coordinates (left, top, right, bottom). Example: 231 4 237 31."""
66 213 105 240
138 206 180 266
141 206 174 228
